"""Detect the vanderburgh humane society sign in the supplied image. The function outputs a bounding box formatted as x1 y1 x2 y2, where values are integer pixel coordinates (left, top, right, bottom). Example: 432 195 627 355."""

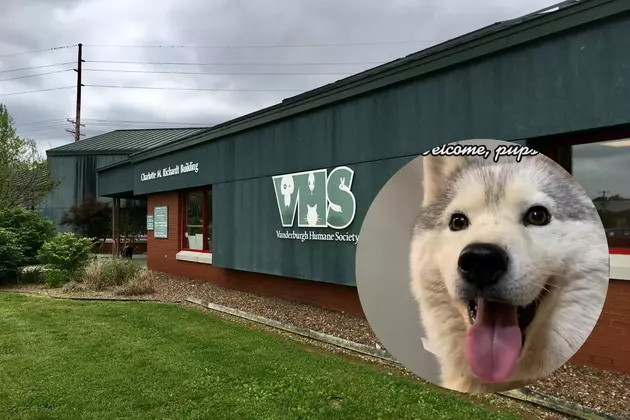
272 166 359 244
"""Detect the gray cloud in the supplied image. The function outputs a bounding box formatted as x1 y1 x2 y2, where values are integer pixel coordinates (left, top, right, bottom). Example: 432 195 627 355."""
572 142 630 199
1 0 556 152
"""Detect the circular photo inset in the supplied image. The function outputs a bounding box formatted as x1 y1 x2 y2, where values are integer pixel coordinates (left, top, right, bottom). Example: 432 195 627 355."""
355 139 609 394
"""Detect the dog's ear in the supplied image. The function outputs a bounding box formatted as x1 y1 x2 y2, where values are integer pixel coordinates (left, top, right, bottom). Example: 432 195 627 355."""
422 154 468 205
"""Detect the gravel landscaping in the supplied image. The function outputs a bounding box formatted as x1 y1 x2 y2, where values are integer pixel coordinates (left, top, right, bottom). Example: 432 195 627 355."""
2 270 629 419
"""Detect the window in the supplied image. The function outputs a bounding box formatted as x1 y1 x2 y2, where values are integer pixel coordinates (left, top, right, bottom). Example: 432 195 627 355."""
181 188 212 252
570 137 630 251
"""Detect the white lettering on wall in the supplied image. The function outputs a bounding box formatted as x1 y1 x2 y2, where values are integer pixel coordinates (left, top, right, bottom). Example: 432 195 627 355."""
140 161 199 182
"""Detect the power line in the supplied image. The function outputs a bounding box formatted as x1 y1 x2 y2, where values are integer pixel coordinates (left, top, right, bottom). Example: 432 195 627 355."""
82 40 439 49
0 44 78 58
84 84 306 92
82 118 211 126
16 121 69 129
84 59 384 67
0 62 75 74
15 121 73 129
12 118 68 127
14 118 67 125
82 68 353 76
16 118 212 127
0 69 73 83
0 86 75 97
16 122 208 133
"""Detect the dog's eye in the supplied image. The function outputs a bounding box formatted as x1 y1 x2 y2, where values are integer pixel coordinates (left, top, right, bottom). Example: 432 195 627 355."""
449 213 469 231
523 205 551 226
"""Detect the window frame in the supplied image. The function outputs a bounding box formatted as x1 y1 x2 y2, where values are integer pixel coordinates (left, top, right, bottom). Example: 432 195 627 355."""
180 187 212 254
541 125 630 255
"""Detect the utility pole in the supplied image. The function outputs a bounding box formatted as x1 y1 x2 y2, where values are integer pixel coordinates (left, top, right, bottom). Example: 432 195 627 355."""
65 118 85 138
73 43 84 142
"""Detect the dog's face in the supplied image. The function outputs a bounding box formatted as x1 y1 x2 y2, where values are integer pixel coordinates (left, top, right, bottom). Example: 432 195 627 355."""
412 151 605 384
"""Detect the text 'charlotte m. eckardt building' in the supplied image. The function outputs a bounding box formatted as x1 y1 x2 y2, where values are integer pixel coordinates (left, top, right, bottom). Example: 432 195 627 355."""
49 0 630 375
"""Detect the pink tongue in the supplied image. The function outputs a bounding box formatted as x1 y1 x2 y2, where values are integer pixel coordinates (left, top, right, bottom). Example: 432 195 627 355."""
466 299 522 383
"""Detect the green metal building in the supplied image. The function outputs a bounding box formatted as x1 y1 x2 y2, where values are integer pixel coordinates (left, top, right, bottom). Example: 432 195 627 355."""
98 0 630 280
43 128 209 231
90 0 630 373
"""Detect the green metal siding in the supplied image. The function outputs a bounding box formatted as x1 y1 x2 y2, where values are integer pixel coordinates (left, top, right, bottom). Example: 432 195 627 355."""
134 10 630 195
212 157 412 285
131 0 630 162
101 7 630 285
37 154 128 231
97 162 134 197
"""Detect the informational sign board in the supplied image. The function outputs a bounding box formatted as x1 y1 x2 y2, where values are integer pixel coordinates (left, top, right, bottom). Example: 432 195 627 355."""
154 206 168 239
146 215 154 231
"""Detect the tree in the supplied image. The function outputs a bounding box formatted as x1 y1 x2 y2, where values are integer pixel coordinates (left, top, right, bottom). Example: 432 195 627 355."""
60 196 112 247
0 104 59 208
119 199 147 246
0 207 56 264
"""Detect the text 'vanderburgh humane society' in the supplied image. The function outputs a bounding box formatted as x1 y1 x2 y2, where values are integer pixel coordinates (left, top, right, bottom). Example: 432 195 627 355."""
276 230 359 244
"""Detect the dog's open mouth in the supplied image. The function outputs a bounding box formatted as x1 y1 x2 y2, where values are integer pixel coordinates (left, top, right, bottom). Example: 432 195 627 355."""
466 295 543 340
464 288 549 384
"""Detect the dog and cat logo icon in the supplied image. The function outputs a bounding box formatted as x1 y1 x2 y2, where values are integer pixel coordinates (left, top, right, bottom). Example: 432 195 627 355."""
272 166 356 230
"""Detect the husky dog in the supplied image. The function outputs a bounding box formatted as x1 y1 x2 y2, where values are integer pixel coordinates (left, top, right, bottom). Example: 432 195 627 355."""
409 150 609 393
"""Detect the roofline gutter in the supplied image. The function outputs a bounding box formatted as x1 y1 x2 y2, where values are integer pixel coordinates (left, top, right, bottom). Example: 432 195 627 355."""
96 159 134 173
128 0 626 163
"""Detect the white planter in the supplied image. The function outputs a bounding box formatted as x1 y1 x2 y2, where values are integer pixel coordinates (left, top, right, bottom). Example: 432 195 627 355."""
194 234 204 250
187 234 197 249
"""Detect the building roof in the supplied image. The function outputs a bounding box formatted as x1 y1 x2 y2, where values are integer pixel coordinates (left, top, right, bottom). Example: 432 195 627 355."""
121 0 625 164
46 127 211 156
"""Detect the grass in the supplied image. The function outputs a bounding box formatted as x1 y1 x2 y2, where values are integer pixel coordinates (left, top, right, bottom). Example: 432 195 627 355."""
0 293 523 420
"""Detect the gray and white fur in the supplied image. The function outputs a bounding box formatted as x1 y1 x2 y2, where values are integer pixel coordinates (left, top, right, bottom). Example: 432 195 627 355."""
409 150 609 393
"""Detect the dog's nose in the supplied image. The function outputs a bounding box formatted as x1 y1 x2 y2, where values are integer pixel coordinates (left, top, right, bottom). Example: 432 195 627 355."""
457 242 508 288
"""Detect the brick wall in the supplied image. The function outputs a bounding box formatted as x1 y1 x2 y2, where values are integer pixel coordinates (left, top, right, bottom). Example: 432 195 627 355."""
570 280 630 374
147 190 630 376
146 192 181 270
146 191 364 316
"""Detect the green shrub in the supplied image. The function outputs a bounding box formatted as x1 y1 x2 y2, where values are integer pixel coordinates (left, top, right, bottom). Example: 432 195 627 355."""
38 233 96 275
18 266 46 284
0 227 25 283
0 207 56 264
100 259 140 286
115 269 155 296
79 258 140 290
45 268 73 288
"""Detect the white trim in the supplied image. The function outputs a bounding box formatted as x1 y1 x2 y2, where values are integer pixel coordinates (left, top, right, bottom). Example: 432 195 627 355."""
610 254 630 281
175 250 213 265
171 251 626 278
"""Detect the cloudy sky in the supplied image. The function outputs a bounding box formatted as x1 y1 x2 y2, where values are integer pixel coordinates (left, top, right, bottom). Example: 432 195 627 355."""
0 0 563 152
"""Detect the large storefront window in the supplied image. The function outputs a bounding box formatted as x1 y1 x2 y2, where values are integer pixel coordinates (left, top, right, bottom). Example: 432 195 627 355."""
181 188 212 252
571 138 630 250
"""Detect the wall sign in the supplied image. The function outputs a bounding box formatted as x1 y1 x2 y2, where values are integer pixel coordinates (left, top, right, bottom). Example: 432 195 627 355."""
140 161 199 182
272 166 358 244
154 206 168 239
147 215 154 231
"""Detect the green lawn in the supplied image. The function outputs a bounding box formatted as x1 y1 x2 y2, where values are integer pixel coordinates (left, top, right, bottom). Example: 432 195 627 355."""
0 293 521 420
